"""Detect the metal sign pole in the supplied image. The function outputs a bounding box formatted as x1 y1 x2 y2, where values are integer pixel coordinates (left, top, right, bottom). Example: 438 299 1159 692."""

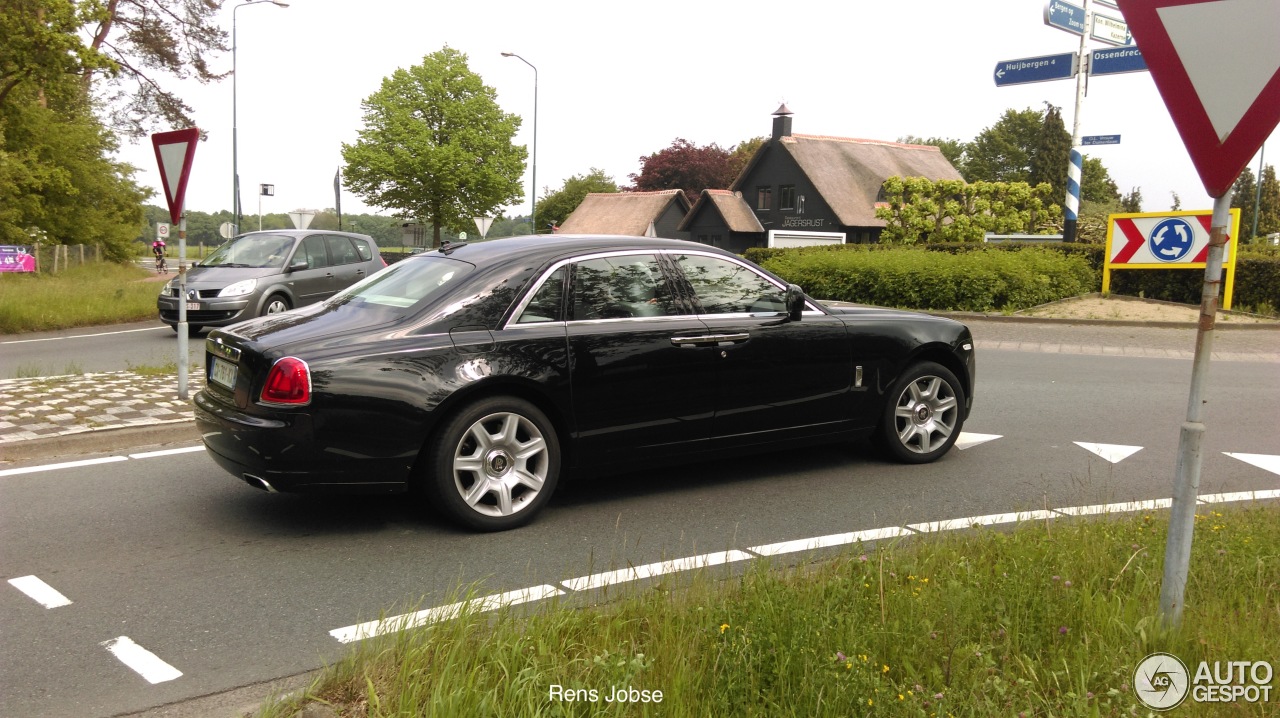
1063 0 1091 243
1158 190 1231 628
177 210 189 400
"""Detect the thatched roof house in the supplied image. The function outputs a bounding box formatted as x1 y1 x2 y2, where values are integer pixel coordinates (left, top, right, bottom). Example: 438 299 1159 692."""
557 189 691 240
680 106 963 252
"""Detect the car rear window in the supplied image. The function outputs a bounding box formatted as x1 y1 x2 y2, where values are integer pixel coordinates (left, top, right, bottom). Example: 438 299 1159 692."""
352 238 373 261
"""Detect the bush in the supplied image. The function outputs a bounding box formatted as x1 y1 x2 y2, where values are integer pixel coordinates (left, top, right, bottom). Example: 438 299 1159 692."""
760 247 1096 312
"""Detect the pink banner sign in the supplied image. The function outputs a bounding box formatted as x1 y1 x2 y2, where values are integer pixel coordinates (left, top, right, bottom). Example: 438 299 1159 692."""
0 245 36 272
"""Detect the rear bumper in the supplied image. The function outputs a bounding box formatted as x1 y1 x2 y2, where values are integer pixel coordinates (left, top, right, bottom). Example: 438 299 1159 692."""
194 390 408 494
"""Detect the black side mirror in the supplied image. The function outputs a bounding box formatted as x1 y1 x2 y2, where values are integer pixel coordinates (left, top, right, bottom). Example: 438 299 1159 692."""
785 284 805 322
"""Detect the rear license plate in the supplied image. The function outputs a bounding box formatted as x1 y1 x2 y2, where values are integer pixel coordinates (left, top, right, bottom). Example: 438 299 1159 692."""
186 301 200 310
210 357 237 390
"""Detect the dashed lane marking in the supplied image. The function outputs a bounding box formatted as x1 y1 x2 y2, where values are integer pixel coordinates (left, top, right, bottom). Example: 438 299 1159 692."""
7 575 72 608
101 636 182 684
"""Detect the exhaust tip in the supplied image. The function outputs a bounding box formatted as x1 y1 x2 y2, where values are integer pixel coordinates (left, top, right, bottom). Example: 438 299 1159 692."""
243 473 278 493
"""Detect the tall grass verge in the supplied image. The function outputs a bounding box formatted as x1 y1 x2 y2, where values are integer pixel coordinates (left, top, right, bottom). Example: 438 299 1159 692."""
0 263 160 333
259 504 1278 717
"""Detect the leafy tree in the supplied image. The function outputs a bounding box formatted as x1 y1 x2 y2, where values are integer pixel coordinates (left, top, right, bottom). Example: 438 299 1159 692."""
875 177 1061 243
898 135 968 176
727 136 766 179
628 138 735 203
82 0 230 139
1080 156 1120 203
1256 164 1280 238
1029 104 1071 201
1170 192 1181 211
963 108 1043 184
1 0 114 108
1121 187 1143 213
1231 167 1258 237
534 168 617 231
341 47 526 248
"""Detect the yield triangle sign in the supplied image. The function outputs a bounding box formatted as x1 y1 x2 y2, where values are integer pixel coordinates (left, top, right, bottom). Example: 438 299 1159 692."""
1116 0 1280 197
150 128 201 225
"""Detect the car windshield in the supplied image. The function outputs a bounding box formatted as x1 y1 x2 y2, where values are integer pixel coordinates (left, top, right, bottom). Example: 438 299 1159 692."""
202 234 296 269
329 255 472 311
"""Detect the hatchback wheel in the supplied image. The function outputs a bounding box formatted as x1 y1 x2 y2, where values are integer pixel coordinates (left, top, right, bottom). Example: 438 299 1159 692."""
878 361 965 464
424 397 560 531
262 295 290 315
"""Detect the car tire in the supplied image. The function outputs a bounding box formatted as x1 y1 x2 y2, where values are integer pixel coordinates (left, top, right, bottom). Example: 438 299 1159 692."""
423 396 561 531
877 361 965 464
261 294 291 316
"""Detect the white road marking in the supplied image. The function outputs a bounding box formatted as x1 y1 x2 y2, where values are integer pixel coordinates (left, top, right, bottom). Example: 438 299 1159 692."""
101 636 182 684
1074 442 1144 463
0 456 129 478
1224 452 1280 477
1200 489 1280 503
7 575 72 608
561 550 755 592
955 432 1002 450
750 526 907 556
329 585 563 644
127 446 206 459
1054 498 1172 516
907 509 1058 533
0 326 166 345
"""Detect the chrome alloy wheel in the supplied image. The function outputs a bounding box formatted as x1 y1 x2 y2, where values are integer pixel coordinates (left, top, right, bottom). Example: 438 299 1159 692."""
892 374 959 455
451 411 549 518
264 297 290 314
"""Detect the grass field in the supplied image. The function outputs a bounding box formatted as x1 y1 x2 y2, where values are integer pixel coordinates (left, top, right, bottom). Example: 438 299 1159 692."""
257 503 1278 717
0 262 162 334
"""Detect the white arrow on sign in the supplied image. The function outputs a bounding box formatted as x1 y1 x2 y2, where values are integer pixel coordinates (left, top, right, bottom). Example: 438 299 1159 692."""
1223 452 1280 477
1075 442 1144 463
955 432 1002 450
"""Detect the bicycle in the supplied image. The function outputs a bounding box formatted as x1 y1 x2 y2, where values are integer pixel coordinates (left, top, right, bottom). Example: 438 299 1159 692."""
154 252 167 274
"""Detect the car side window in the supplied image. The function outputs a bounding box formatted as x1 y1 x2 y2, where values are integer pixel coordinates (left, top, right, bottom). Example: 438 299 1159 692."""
351 237 373 262
516 266 566 323
325 235 361 265
301 235 329 269
572 253 677 320
672 253 786 315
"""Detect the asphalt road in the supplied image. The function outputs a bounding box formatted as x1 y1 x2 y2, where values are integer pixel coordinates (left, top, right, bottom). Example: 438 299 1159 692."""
0 320 201 378
2 348 1278 718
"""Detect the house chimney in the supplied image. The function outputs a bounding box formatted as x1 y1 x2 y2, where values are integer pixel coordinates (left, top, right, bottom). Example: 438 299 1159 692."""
771 103 793 141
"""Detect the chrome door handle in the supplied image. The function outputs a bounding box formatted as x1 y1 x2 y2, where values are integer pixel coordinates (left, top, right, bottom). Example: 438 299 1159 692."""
670 333 750 347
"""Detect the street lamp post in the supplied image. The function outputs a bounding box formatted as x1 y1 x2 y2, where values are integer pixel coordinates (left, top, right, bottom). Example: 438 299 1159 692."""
233 0 288 231
501 52 537 232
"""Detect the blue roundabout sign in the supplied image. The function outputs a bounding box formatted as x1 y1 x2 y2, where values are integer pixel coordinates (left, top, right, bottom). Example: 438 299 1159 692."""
1147 218 1195 262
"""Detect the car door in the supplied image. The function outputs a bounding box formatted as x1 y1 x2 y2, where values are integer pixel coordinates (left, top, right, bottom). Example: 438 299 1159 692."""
290 234 334 305
324 235 369 296
667 250 856 445
563 251 717 466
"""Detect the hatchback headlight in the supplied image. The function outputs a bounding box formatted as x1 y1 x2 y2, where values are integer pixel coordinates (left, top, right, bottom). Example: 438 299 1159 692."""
219 279 258 297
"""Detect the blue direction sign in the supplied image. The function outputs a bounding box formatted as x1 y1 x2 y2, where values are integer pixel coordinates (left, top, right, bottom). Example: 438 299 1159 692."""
994 52 1079 87
1082 135 1121 146
1044 0 1086 36
1090 46 1147 76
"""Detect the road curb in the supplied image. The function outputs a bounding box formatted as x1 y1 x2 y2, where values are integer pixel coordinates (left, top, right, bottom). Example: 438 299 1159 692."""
0 421 200 464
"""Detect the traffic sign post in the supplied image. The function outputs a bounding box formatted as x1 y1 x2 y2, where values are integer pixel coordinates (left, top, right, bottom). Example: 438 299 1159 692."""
1117 0 1280 630
1044 0 1087 36
151 128 200 400
1102 209 1240 307
993 52 1079 86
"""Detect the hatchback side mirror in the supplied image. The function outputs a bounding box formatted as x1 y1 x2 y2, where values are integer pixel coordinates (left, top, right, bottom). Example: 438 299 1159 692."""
288 260 308 272
785 284 805 322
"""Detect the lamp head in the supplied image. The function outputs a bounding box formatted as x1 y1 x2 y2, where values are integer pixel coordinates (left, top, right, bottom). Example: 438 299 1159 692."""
501 52 514 57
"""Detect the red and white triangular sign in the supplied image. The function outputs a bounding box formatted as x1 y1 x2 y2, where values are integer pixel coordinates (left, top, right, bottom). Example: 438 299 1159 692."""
1116 0 1280 198
150 128 200 225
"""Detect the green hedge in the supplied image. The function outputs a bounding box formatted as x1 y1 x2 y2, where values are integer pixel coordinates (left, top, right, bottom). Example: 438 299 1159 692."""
760 247 1096 312
746 242 1280 313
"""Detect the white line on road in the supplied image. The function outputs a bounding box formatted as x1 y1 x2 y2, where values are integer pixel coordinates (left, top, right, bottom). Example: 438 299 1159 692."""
0 326 166 345
127 446 206 459
750 526 907 556
101 636 182 684
7 575 72 608
0 455 129 478
561 550 755 592
329 585 564 644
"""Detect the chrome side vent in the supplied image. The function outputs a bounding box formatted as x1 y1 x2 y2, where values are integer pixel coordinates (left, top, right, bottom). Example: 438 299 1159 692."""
855 365 863 388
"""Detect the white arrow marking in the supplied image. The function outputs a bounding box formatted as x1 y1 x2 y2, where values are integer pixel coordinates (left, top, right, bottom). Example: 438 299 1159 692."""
1223 452 1280 477
955 432 1002 450
1074 442 1143 463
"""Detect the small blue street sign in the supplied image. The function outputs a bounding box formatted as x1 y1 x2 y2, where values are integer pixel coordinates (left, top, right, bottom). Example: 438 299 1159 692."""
1082 135 1121 146
993 52 1079 87
1090 46 1147 76
1044 0 1086 36
1149 218 1195 262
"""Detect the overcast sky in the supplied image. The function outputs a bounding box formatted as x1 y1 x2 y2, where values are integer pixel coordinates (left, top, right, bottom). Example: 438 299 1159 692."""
116 0 1279 223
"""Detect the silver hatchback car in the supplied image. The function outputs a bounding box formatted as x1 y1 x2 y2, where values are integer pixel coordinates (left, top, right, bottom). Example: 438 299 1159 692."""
157 230 384 332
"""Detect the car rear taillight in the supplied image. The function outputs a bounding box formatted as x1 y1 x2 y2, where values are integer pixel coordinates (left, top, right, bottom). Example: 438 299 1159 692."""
260 356 311 405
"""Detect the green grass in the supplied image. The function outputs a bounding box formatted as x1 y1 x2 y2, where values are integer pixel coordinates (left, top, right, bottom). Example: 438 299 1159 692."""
258 504 1279 717
0 262 162 333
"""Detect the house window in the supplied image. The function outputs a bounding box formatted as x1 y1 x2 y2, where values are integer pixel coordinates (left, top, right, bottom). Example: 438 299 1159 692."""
711 235 722 248
756 187 772 211
780 185 796 210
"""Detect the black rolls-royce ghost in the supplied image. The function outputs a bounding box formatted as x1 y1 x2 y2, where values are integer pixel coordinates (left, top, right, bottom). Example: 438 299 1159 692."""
194 235 976 531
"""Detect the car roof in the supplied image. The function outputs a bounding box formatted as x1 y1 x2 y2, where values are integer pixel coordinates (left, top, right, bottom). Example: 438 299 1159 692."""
415 234 732 265
235 229 376 241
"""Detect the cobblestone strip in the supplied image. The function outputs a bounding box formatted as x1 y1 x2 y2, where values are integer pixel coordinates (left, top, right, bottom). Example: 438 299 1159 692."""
0 372 203 444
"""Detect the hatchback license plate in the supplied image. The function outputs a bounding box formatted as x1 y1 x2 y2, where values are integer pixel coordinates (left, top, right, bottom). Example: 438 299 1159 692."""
210 357 237 389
